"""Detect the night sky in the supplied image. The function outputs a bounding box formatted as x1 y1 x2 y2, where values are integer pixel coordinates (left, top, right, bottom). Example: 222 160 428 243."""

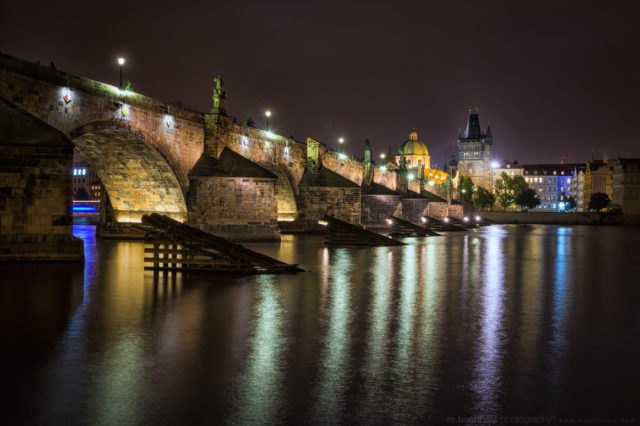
1 0 639 167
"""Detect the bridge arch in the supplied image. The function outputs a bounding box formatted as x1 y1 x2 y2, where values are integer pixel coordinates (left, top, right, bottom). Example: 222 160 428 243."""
69 120 189 194
70 123 187 223
257 161 298 221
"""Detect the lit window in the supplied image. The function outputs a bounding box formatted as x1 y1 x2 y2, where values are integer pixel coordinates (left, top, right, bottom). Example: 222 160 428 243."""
73 169 77 176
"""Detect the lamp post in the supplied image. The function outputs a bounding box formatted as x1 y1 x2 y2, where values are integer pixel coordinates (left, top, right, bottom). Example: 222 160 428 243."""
264 109 273 132
117 57 125 89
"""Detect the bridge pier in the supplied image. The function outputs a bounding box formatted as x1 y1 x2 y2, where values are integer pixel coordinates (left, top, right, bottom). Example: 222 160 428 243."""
0 99 83 261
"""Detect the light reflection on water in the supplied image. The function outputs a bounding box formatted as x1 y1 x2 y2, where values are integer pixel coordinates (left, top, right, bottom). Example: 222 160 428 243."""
233 275 285 426
3 225 640 425
472 225 507 417
313 248 353 424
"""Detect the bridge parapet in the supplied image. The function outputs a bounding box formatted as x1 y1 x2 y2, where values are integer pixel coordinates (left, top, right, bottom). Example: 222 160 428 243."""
0 53 204 195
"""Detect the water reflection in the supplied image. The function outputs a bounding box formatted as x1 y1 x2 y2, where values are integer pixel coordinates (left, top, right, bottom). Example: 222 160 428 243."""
233 275 285 425
6 224 639 424
388 244 419 423
313 248 353 424
548 227 572 394
416 238 443 417
360 247 393 421
472 226 506 416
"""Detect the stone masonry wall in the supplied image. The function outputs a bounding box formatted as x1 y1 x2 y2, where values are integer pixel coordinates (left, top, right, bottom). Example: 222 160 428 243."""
362 195 402 227
0 136 83 260
0 55 204 194
298 187 361 225
402 198 430 223
446 204 465 219
212 114 400 199
478 211 622 225
426 202 448 218
188 176 280 241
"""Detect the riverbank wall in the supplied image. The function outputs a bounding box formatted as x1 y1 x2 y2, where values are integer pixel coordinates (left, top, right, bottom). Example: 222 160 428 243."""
477 211 632 225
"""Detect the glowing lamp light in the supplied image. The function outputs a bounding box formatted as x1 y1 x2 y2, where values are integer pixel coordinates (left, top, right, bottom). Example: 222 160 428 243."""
265 110 272 118
559 202 566 210
117 217 142 223
386 218 393 225
491 161 500 169
444 217 450 223
380 166 387 172
338 153 347 160
408 173 415 180
72 206 97 213
420 217 427 223
318 220 328 226
475 215 481 222
338 137 345 144
117 57 125 65
428 180 435 186
380 153 386 159
265 131 275 139
462 189 466 193
464 216 469 222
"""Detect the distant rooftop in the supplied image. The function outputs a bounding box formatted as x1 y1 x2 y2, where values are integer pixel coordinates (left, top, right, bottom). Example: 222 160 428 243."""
522 163 584 175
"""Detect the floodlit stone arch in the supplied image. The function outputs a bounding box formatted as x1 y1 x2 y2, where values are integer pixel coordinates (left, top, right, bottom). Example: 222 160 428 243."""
71 125 187 223
257 161 298 221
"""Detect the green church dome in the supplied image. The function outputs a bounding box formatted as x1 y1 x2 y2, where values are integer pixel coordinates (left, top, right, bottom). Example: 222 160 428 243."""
398 131 429 156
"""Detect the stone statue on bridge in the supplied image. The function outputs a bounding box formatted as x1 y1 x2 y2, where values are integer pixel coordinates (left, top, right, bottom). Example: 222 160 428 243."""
212 76 226 115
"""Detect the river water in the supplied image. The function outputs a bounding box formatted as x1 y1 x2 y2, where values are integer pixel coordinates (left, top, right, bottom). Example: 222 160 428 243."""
2 225 639 425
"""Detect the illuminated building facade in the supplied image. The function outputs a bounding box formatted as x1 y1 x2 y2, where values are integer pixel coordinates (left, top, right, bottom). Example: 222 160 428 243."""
396 131 430 169
612 158 640 215
523 163 582 212
72 153 101 201
583 160 613 209
395 130 448 187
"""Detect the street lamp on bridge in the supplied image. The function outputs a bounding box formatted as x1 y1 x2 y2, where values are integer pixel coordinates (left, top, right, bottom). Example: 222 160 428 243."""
117 57 126 90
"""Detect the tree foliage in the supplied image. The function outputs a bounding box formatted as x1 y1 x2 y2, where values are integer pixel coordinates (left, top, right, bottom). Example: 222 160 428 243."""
494 172 529 209
515 188 541 211
589 192 611 212
473 187 496 211
459 175 474 203
564 196 577 211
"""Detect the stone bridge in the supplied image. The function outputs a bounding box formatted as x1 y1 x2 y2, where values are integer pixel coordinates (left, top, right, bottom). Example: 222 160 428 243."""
0 53 460 259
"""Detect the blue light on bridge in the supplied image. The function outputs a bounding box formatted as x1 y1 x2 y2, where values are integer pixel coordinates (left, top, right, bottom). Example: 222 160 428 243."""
73 206 98 213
